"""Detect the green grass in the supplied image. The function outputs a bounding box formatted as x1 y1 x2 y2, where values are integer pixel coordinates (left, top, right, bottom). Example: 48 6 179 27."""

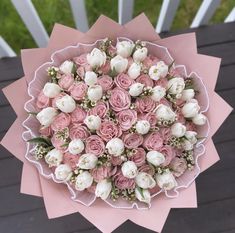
0 0 234 54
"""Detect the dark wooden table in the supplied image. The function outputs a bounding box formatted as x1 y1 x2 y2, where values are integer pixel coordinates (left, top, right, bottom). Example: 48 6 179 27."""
0 22 235 233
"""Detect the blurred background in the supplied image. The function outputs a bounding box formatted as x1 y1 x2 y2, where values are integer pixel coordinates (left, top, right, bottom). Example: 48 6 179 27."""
0 0 235 54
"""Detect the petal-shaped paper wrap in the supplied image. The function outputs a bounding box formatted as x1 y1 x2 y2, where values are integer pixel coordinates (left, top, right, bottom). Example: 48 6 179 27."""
1 14 233 232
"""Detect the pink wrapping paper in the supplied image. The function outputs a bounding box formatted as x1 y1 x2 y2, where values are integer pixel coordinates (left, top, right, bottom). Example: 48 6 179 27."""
1 14 233 232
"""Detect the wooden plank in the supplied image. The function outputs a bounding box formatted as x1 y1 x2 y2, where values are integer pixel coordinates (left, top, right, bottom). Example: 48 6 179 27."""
191 0 221 28
0 105 16 132
11 0 49 47
156 0 180 33
69 0 89 32
0 80 13 106
118 0 134 25
0 37 16 58
216 64 235 90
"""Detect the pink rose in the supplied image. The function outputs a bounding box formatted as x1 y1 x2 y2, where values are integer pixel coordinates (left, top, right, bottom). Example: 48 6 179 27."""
122 133 144 149
114 73 134 90
116 109 137 131
36 91 50 109
136 74 154 87
39 126 52 137
143 132 163 150
88 101 109 118
91 166 113 182
70 106 87 123
138 112 157 128
138 164 155 176
186 121 197 131
170 157 187 177
135 97 156 113
98 75 113 91
85 135 105 156
51 134 67 151
113 169 135 190
129 148 146 166
160 145 176 166
176 110 186 124
142 56 153 69
69 82 87 101
76 66 85 78
99 61 111 74
127 57 134 68
155 78 168 88
159 127 171 144
97 120 122 142
110 156 123 166
73 53 87 66
63 152 79 170
109 87 131 112
51 113 71 131
58 74 74 90
69 124 90 140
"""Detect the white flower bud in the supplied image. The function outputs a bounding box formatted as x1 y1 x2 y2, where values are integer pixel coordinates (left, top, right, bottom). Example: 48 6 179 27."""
68 139 85 155
167 77 185 95
45 148 63 167
151 85 166 102
135 120 150 135
116 40 134 58
146 151 165 167
84 71 98 86
110 55 128 73
148 61 168 80
87 85 103 102
182 99 200 118
36 107 57 126
135 188 151 204
135 172 156 189
192 113 207 125
106 138 124 156
181 89 195 101
129 82 144 97
155 104 176 121
75 171 93 191
185 131 197 144
128 62 141 79
55 94 76 113
181 139 194 151
84 115 101 130
171 122 186 137
95 179 112 200
59 60 75 74
43 82 61 98
55 164 72 181
133 47 148 62
156 171 177 190
87 48 106 68
77 153 98 169
121 161 138 178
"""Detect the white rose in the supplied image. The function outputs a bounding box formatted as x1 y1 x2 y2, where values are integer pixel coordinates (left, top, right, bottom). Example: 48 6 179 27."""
156 171 177 190
55 94 76 113
43 82 61 98
155 104 176 122
116 40 134 58
151 85 166 101
45 148 63 167
135 172 156 189
129 82 144 97
110 55 128 73
87 48 106 68
68 139 85 155
148 61 168 81
77 153 98 169
171 122 186 137
121 161 138 178
128 62 141 79
36 107 57 126
84 115 101 130
192 113 207 125
75 171 93 191
181 139 194 151
87 85 103 102
146 151 165 167
135 188 151 204
182 99 200 118
136 120 150 135
167 77 185 95
59 60 75 74
185 131 197 144
55 164 72 181
181 89 195 101
133 47 148 62
84 71 97 86
95 179 112 200
106 138 124 156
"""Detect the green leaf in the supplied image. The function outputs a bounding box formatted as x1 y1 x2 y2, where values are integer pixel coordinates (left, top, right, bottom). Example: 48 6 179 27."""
27 111 38 115
27 137 52 146
168 60 175 70
108 68 118 78
71 63 77 74
136 186 145 199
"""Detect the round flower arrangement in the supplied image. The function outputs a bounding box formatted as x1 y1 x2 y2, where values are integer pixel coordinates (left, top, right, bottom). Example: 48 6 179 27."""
25 38 209 208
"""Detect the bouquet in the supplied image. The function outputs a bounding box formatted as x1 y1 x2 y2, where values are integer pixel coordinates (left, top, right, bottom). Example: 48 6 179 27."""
1 14 232 232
